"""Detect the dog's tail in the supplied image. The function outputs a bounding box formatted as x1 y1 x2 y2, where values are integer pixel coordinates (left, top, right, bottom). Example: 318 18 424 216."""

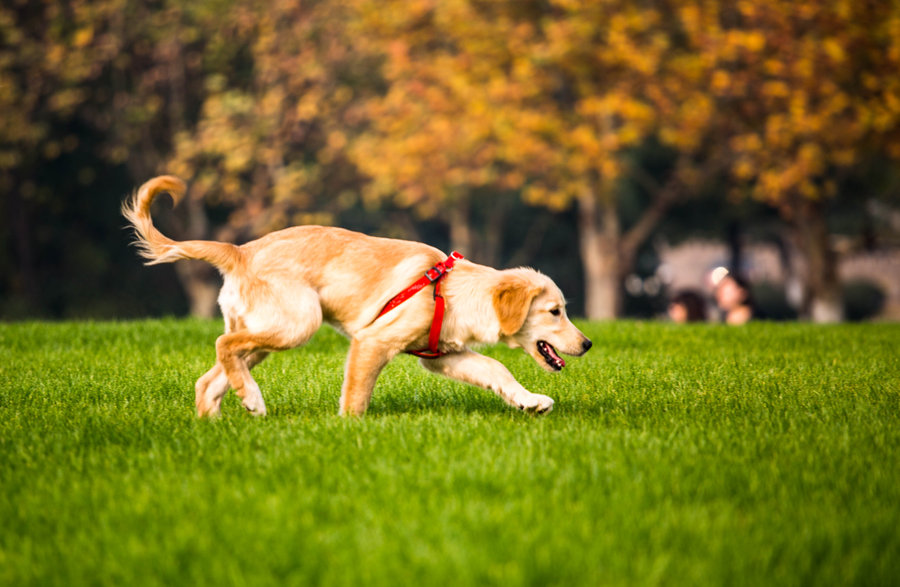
122 175 243 274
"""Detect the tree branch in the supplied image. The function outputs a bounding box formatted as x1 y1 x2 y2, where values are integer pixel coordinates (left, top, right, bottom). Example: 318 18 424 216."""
619 162 684 264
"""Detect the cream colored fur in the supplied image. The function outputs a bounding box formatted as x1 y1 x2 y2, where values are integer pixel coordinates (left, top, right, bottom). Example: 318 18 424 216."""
124 175 592 416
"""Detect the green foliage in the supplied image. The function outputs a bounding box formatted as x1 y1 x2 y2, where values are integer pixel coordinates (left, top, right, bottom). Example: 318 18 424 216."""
2 320 898 585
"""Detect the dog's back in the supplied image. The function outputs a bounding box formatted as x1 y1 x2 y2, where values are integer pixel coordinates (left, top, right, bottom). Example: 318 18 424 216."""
237 225 444 329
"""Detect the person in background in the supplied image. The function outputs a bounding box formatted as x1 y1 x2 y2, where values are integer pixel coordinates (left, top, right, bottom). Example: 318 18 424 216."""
668 290 708 323
715 272 754 325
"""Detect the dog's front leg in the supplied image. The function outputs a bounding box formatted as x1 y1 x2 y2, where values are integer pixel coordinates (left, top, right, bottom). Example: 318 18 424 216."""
420 350 554 413
339 338 398 416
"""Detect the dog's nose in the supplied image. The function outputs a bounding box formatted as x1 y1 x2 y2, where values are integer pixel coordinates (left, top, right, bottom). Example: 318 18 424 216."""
582 339 592 352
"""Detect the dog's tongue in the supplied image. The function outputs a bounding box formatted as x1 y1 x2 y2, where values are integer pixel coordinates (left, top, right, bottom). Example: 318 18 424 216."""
539 340 566 369
549 346 565 368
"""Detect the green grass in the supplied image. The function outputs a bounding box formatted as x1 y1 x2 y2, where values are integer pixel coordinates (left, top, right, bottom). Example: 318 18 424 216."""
1 320 898 586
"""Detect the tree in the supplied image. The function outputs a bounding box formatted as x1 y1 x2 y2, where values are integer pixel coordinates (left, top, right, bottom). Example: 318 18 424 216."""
0 0 245 316
678 0 900 321
159 0 379 315
5 0 897 321
0 0 198 314
349 1 534 263
0 0 125 308
351 0 725 318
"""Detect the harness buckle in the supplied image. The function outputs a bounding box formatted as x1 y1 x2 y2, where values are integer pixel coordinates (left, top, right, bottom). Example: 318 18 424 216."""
425 264 445 283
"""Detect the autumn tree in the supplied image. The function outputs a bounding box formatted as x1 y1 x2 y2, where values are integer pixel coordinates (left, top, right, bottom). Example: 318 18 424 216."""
160 0 380 315
0 0 125 306
0 0 198 311
351 0 733 318
677 0 900 321
349 1 535 265
511 0 728 319
0 0 251 316
5 0 897 321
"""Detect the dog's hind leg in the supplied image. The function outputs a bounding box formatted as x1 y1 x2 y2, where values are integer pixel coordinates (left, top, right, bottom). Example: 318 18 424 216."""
195 351 269 417
212 284 322 416
195 363 227 417
216 332 297 416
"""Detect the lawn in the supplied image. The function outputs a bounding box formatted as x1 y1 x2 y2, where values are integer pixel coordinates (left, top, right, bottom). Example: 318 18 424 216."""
1 319 898 586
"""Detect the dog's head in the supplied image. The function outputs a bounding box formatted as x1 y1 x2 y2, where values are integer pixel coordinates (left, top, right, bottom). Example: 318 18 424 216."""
492 269 592 372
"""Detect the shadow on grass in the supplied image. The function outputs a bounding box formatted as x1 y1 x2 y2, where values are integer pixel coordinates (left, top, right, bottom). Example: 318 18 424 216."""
350 393 512 418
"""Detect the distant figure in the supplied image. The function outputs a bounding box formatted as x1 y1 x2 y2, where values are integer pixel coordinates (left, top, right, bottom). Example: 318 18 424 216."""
715 273 754 325
668 290 708 323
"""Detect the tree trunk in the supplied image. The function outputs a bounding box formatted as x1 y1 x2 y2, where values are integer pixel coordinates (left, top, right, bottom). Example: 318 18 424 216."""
170 192 221 319
479 195 508 268
577 187 620 320
7 186 39 304
617 174 680 282
448 197 473 256
796 200 843 323
174 261 220 319
448 194 506 267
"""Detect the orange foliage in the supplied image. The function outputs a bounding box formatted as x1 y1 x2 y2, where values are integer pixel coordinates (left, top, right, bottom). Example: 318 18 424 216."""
674 0 900 205
164 0 371 235
4 0 899 231
349 0 900 215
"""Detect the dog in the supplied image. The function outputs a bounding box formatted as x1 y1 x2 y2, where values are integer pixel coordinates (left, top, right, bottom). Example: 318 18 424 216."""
124 175 592 416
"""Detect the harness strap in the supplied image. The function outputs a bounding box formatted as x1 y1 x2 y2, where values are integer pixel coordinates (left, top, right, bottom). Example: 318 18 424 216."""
376 251 464 358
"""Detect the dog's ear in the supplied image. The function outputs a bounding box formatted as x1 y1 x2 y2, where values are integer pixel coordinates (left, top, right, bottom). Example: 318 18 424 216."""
493 275 542 336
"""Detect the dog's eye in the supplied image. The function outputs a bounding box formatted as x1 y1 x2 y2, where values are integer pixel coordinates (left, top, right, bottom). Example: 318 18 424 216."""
549 308 561 316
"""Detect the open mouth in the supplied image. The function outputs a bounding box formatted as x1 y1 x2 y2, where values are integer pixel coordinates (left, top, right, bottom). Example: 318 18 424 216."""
537 340 565 371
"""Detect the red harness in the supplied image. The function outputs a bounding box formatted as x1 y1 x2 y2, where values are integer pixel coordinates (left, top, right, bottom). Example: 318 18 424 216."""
376 251 464 358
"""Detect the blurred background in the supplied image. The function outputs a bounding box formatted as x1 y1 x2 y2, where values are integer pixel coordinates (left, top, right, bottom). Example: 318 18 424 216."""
1 0 898 322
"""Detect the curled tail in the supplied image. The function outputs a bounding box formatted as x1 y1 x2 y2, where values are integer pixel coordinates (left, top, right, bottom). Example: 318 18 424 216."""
122 175 243 274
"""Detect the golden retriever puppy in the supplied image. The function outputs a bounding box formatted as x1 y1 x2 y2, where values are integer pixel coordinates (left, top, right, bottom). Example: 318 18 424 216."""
124 176 592 416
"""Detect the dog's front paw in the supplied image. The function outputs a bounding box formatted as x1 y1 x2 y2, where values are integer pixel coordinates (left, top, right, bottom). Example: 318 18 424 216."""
514 393 554 414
